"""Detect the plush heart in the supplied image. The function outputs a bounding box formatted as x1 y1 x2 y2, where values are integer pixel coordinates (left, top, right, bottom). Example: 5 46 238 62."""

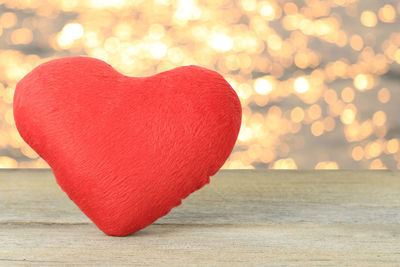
13 57 241 236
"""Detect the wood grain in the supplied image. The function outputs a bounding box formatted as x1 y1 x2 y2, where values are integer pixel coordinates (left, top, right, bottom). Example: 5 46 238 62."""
1 169 400 266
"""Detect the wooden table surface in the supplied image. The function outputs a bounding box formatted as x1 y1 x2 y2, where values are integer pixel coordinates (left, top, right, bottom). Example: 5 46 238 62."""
1 169 400 266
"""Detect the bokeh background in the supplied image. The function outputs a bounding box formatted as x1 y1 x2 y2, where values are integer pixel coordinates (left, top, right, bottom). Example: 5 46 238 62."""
0 0 399 169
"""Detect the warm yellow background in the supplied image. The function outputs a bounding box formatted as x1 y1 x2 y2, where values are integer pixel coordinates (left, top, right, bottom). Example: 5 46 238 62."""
0 0 399 169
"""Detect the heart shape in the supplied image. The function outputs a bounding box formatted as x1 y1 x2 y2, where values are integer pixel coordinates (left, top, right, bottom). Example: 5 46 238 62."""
13 57 242 236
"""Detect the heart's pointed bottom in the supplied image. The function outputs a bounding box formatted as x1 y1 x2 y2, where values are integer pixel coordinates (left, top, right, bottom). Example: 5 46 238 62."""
92 175 211 237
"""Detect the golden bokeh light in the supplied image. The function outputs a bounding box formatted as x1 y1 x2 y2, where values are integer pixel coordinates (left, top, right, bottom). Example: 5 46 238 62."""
360 11 377 27
365 142 382 159
311 120 324 137
341 107 356 125
270 158 298 169
0 0 398 169
323 117 335 132
294 77 309 93
352 146 364 161
11 28 33 45
291 107 304 123
0 12 17 28
378 5 396 23
353 74 375 91
209 33 234 52
350 34 363 51
307 104 322 121
315 161 339 169
377 88 390 103
324 89 338 105
372 110 387 127
369 159 387 169
0 156 18 168
387 139 399 154
57 23 84 49
341 87 355 103
254 77 274 95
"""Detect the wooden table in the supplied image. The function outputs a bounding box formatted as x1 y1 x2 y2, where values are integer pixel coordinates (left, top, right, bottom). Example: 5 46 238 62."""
1 169 400 265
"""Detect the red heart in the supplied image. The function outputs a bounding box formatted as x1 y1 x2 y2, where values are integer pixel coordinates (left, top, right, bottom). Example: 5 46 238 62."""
13 57 241 236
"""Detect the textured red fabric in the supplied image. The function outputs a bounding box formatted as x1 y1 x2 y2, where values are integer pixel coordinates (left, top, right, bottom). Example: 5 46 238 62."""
13 57 242 236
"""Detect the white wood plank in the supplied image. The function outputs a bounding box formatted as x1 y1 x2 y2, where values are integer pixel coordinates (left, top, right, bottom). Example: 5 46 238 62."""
1 169 400 265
